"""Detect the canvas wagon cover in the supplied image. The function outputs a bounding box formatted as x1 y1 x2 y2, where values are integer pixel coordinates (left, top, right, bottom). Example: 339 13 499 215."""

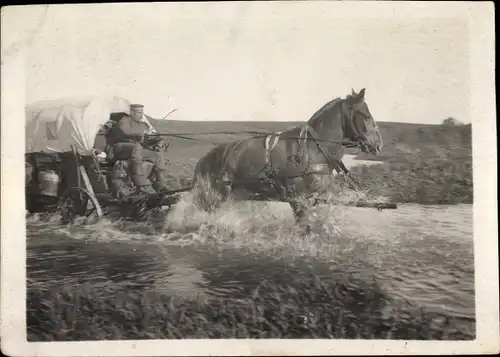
25 96 131 154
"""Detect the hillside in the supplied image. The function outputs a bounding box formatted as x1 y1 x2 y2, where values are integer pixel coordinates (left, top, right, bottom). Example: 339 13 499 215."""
347 122 472 204
96 119 473 204
354 122 472 162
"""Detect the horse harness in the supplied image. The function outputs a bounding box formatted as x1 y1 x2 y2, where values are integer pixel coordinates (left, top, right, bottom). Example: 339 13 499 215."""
262 102 364 192
264 127 340 174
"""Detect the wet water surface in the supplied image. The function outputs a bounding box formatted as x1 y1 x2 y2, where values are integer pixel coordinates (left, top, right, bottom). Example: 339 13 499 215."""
27 200 474 333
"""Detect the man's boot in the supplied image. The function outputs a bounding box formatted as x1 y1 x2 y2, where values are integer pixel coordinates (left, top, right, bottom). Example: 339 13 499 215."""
128 160 156 194
152 166 170 193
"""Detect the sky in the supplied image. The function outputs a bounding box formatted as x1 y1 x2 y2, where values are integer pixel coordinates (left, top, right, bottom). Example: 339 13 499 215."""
21 2 470 124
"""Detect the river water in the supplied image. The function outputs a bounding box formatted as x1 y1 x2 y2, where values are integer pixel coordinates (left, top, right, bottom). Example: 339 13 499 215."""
26 157 475 337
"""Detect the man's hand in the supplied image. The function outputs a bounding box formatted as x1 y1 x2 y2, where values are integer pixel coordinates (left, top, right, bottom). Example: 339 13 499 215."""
143 135 166 151
144 135 161 144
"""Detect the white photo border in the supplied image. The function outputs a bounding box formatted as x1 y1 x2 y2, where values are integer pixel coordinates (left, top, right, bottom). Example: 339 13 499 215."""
1 1 498 356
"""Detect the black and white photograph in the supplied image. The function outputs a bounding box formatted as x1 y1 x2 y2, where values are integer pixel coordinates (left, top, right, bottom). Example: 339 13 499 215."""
1 2 498 356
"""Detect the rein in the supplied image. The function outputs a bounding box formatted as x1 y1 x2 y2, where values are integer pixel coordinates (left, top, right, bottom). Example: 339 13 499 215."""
146 131 360 147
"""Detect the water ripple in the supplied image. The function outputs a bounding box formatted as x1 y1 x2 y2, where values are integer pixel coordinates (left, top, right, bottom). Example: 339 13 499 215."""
26 202 474 324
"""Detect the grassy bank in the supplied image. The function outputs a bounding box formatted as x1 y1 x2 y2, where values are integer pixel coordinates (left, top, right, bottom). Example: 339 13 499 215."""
27 274 473 341
139 119 472 205
348 157 473 205
350 123 472 204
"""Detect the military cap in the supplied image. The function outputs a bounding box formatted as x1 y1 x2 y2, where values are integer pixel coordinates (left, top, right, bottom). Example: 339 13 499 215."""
130 104 144 109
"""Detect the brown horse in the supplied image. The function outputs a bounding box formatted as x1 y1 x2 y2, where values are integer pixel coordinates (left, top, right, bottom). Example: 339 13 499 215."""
191 88 383 227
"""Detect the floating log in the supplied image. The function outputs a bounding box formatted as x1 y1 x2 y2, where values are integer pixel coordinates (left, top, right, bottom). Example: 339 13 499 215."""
313 198 398 210
244 195 398 210
348 201 397 210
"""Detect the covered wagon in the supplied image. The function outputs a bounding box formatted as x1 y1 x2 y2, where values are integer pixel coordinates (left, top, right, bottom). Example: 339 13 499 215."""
25 96 183 223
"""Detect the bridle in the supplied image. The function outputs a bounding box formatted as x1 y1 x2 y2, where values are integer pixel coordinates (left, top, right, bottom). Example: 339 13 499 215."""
343 103 364 143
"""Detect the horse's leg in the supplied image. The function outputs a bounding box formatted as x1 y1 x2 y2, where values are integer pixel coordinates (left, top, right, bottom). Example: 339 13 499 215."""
286 173 325 234
289 199 312 235
192 173 229 213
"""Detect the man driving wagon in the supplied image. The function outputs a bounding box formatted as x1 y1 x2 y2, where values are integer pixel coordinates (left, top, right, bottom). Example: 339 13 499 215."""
105 104 169 195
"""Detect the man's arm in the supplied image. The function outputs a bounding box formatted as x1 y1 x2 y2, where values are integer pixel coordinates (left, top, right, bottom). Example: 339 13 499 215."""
107 116 145 144
140 115 157 134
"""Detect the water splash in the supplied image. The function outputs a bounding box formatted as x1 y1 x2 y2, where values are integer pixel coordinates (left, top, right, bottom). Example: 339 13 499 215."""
26 189 474 329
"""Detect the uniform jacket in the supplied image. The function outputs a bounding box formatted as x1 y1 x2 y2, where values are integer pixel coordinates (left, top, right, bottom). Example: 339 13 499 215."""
106 115 150 146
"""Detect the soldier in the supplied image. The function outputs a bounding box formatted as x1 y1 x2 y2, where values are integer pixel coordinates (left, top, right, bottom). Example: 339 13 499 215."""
106 104 169 195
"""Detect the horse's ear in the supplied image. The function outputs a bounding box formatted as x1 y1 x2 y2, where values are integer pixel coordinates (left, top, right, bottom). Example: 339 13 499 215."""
359 88 366 99
351 88 357 96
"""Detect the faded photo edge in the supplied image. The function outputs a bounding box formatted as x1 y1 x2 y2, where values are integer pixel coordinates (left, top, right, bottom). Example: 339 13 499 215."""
1 2 498 356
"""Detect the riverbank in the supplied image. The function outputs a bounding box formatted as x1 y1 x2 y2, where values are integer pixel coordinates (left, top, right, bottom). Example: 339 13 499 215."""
347 157 473 205
27 273 473 341
347 123 472 204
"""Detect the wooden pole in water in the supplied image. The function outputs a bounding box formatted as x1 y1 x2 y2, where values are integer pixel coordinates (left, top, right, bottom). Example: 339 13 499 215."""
313 198 397 210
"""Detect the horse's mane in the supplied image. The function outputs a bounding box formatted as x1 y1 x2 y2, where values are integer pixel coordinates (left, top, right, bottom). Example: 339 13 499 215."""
307 97 343 127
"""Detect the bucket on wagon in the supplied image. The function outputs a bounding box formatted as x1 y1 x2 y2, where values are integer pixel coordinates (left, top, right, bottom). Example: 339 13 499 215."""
37 170 60 197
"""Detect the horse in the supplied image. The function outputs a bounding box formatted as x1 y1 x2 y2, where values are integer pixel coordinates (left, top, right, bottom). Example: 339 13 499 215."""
191 88 383 229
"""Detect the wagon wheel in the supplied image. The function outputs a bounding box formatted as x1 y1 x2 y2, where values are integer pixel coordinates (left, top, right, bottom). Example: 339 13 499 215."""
59 187 103 224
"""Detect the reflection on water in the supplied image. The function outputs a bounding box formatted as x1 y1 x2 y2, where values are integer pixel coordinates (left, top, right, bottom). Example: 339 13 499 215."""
27 239 209 299
322 203 474 319
27 203 474 329
28 237 360 302
341 154 384 169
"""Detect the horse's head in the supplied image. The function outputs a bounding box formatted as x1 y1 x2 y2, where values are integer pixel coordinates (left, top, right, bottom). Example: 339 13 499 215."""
343 88 383 155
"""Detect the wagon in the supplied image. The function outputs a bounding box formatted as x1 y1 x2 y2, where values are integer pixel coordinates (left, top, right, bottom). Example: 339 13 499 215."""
25 96 189 224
